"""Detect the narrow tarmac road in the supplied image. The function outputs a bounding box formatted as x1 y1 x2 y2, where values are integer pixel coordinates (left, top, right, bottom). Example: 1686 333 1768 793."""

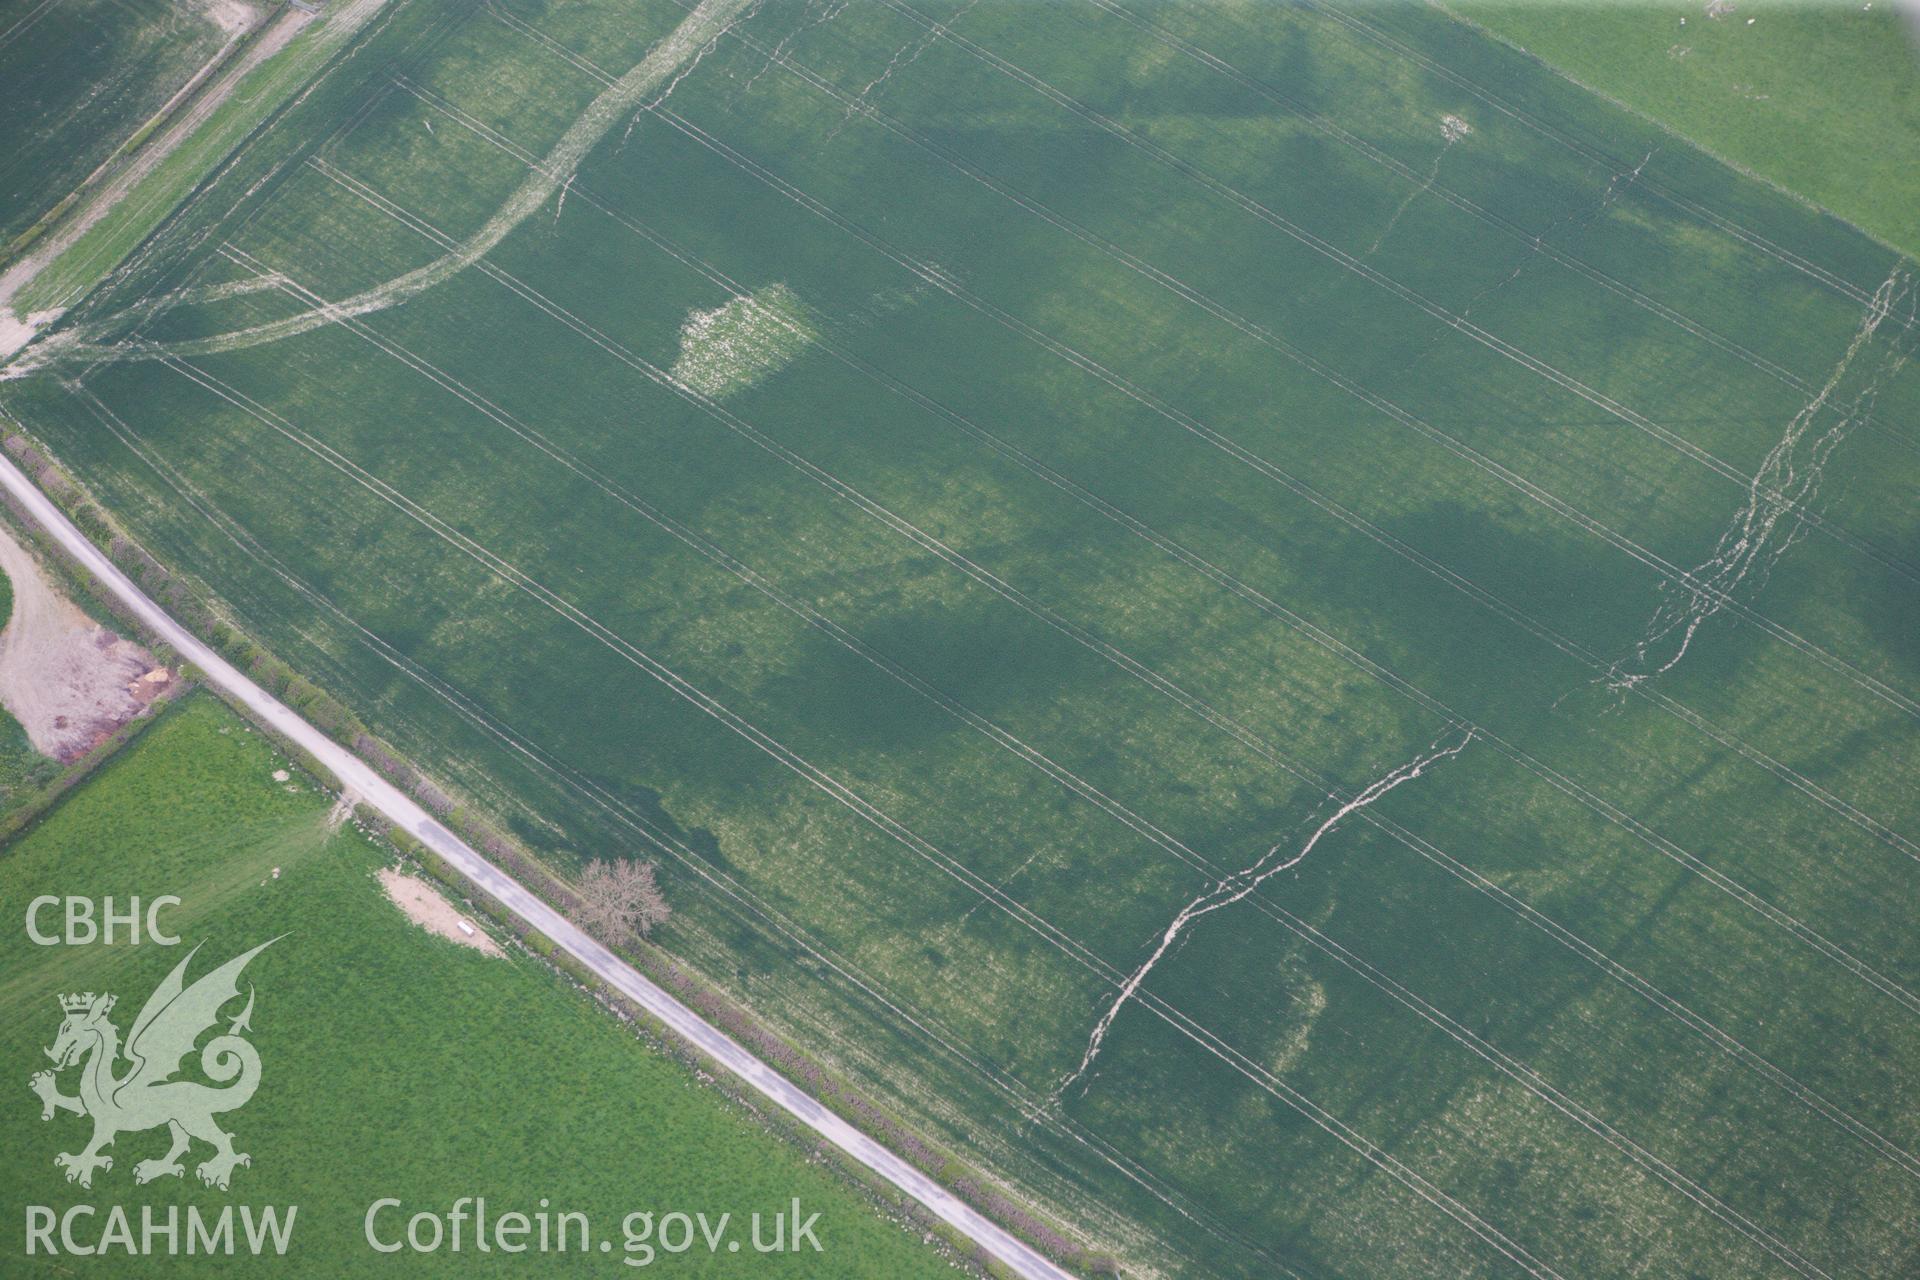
0 451 1078 1280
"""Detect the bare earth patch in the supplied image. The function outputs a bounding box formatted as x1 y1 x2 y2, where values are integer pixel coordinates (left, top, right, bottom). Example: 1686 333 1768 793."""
0 310 62 361
377 867 504 957
196 0 265 39
0 521 170 762
670 283 815 399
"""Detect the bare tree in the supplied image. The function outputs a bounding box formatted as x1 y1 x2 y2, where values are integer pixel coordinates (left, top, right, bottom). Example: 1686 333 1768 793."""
571 858 670 946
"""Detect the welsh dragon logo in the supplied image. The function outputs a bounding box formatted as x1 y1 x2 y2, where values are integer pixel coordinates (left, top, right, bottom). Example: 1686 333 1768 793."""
29 939 276 1190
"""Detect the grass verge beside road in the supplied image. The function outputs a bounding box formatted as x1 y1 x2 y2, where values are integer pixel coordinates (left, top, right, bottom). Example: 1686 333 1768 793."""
0 693 960 1277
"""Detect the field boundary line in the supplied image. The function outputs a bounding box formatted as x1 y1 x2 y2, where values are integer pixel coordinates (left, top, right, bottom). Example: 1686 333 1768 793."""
1072 0 1918 460
80 0 477 355
0 0 401 324
853 0 1920 587
1293 0 1889 306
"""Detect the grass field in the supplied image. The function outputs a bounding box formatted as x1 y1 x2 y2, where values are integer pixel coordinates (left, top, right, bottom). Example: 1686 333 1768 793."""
0 0 1916 1274
0 693 957 1276
0 0 233 250
1451 0 1920 259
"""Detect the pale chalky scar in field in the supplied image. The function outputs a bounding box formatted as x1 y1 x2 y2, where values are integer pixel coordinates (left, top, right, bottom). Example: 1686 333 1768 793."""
377 867 503 957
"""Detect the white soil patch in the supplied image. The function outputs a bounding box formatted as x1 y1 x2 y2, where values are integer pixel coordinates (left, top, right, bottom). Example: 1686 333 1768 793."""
0 309 62 361
670 283 815 399
195 0 264 38
1440 113 1473 143
0 520 170 762
378 867 503 957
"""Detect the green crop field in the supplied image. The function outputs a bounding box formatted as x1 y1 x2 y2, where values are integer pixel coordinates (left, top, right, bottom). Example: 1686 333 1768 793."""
0 0 1915 1274
0 693 956 1275
0 0 233 249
